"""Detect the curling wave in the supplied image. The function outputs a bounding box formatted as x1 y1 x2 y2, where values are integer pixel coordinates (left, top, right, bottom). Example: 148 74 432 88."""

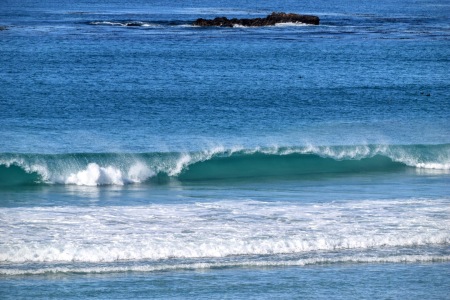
0 143 448 186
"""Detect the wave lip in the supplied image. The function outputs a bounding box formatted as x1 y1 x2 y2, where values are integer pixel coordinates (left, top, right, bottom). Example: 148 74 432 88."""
0 143 449 186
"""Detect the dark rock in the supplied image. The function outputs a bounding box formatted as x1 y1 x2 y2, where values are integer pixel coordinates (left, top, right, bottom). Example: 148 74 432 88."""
0 26 8 31
125 22 143 27
193 12 320 27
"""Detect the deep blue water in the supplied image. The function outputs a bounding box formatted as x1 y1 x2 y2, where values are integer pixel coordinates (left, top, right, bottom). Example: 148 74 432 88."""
0 0 449 298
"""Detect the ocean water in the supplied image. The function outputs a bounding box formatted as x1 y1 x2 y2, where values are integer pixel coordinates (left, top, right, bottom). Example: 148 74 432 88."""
1 0 449 298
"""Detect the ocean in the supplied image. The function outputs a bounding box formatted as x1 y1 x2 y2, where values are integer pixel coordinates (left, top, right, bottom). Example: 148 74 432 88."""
0 0 449 298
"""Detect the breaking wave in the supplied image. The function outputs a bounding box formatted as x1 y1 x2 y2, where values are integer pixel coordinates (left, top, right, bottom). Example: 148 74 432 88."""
0 144 448 186
2 255 449 276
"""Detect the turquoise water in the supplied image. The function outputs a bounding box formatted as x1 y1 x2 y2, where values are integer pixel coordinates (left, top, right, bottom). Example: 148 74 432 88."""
1 0 449 298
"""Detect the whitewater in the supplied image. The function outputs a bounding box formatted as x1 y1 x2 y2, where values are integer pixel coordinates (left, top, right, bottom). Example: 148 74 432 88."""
1 198 449 276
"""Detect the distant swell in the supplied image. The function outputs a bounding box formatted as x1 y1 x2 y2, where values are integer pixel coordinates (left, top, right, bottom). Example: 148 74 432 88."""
0 144 448 186
87 20 185 27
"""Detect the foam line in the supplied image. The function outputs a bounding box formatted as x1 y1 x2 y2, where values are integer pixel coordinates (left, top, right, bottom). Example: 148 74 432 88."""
1 199 448 264
2 255 449 276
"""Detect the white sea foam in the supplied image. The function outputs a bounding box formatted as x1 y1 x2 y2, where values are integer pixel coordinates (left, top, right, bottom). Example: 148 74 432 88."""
64 162 154 186
65 163 123 186
2 255 449 276
230 22 311 28
274 22 311 27
89 21 160 28
127 161 154 182
415 162 450 170
0 199 448 265
89 21 124 26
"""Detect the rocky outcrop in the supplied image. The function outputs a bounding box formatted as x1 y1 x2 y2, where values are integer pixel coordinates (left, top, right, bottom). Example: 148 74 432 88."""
193 12 320 27
0 26 8 31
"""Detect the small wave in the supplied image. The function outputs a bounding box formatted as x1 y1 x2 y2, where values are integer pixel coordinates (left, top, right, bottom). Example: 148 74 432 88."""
2 254 449 276
87 20 314 29
88 21 161 27
0 144 448 186
274 22 313 27
231 22 312 28
1 229 447 264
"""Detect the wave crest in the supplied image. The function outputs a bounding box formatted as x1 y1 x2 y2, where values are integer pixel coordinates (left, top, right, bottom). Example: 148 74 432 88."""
0 143 448 186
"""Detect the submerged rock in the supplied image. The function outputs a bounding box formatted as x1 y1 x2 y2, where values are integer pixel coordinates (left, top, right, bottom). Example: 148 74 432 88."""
193 12 320 27
0 26 8 31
